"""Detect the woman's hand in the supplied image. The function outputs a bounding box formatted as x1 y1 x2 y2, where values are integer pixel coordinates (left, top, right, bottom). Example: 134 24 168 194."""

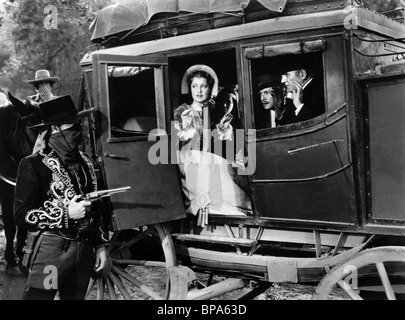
181 109 193 129
218 113 233 132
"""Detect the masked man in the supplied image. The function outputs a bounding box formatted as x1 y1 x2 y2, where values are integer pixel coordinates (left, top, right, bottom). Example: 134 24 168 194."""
14 95 109 300
24 70 60 153
25 69 59 105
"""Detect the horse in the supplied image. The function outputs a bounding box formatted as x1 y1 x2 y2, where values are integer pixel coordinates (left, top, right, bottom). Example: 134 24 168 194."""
0 93 42 275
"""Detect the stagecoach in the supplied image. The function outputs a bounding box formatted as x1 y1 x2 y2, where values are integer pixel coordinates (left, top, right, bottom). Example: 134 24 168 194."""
78 0 405 300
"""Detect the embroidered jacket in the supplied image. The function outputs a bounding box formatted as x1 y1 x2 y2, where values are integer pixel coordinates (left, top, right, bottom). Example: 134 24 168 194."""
14 147 109 248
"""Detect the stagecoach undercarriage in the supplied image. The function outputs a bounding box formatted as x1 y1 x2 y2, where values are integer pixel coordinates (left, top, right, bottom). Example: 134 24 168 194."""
85 223 405 300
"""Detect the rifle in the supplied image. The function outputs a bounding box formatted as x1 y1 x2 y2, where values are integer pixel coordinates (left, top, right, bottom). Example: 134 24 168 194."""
84 186 131 202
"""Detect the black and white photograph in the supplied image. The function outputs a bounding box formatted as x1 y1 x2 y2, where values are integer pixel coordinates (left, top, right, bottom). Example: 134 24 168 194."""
0 0 404 306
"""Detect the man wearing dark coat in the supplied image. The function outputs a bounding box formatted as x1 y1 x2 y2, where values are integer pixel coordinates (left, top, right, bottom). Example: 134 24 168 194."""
14 95 109 300
281 56 325 124
257 74 295 129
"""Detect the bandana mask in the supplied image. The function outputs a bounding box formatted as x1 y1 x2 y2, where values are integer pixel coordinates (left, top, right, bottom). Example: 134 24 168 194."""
37 82 55 102
49 123 82 164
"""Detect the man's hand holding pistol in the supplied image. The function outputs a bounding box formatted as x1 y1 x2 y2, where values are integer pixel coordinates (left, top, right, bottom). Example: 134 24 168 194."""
68 186 131 220
84 186 131 201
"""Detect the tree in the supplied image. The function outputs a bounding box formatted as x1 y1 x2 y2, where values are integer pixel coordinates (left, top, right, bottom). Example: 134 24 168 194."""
4 0 96 102
363 0 405 23
0 48 11 76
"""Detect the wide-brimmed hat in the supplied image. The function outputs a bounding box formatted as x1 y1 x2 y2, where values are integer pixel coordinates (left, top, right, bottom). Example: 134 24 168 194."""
181 64 219 97
29 95 94 129
27 70 60 86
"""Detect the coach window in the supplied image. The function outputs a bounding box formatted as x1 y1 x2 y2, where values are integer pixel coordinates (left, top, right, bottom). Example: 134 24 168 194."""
107 66 158 138
247 40 326 131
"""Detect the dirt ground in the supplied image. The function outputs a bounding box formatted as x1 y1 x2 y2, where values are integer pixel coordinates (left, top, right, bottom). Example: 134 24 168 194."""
0 228 348 300
0 229 26 300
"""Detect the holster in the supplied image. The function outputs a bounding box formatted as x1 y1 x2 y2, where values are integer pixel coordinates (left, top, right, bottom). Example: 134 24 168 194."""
21 230 42 269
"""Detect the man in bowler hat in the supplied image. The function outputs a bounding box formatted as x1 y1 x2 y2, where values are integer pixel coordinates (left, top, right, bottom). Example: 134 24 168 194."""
14 95 109 300
258 73 295 128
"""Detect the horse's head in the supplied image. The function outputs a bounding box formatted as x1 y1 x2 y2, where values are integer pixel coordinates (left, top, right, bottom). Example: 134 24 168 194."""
8 93 43 161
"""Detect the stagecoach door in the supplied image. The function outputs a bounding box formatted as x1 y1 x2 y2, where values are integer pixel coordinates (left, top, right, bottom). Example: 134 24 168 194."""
91 53 186 231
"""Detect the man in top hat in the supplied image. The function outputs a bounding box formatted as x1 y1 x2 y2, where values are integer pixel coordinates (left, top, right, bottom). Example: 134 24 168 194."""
13 95 109 300
257 74 295 128
281 54 325 124
25 69 59 105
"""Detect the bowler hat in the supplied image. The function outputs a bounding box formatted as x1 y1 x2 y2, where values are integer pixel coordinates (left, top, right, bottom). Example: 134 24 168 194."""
181 64 219 97
29 95 94 129
27 70 60 86
258 73 282 91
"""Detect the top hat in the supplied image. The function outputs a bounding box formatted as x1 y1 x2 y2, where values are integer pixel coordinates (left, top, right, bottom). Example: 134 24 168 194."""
27 70 60 86
258 73 282 91
181 64 219 97
29 95 94 129
280 54 313 74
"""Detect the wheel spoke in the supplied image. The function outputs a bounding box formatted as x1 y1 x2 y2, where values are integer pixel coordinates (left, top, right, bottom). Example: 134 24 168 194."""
112 265 163 300
164 276 171 300
108 231 122 251
112 258 166 267
375 262 396 300
108 271 132 300
336 280 363 300
91 223 176 300
105 275 118 300
86 276 97 297
97 276 105 300
313 246 405 300
110 228 154 256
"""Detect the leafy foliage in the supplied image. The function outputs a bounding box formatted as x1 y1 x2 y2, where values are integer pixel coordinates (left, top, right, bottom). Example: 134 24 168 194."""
363 0 405 23
1 0 96 102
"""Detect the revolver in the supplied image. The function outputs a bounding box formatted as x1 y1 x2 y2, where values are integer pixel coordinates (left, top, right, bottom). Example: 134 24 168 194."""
84 186 131 202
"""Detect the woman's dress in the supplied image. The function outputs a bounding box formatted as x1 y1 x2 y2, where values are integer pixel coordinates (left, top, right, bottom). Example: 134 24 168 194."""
173 103 251 221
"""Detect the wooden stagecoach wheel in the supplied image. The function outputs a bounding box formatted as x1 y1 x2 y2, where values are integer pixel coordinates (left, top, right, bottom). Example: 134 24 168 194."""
313 246 405 300
86 223 177 300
